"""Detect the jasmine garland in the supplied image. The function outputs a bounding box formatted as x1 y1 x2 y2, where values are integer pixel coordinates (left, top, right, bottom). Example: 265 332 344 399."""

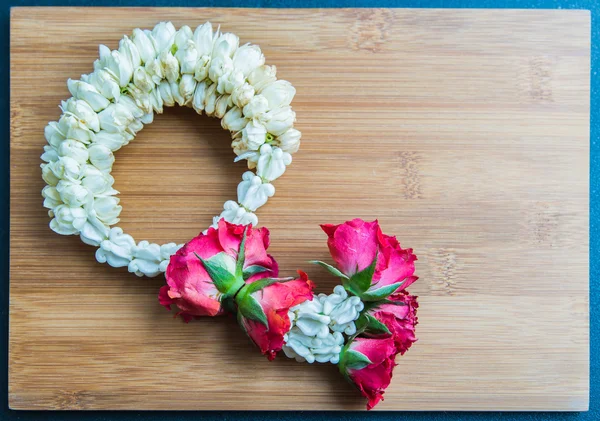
41 22 301 277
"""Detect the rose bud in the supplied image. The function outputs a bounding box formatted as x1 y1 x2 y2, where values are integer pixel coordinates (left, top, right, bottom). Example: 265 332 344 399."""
360 292 419 355
314 218 417 301
159 219 278 321
236 270 314 360
339 336 397 410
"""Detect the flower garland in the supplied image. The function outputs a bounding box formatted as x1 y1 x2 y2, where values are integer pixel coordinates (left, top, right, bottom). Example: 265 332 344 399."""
41 22 300 277
159 218 418 409
41 22 419 409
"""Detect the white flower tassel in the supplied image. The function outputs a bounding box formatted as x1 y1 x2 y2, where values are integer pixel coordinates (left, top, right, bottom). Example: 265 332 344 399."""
282 286 364 364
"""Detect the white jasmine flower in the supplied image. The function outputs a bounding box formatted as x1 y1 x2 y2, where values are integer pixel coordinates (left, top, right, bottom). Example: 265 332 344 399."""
61 98 100 132
175 39 199 74
131 28 156 64
179 74 197 102
159 50 180 83
41 157 82 186
242 120 267 150
148 87 164 114
275 128 301 153
81 165 118 196
247 65 277 91
193 22 214 56
93 196 122 225
242 94 269 119
98 103 135 133
173 25 193 51
117 95 144 119
259 80 296 109
212 32 239 58
50 205 87 235
79 213 110 246
67 79 110 112
171 81 186 106
57 114 93 144
88 144 115 172
133 67 155 92
231 82 255 108
221 106 248 132
56 180 89 208
192 80 209 114
42 185 62 209
208 55 234 83
217 69 244 94
203 82 218 115
214 94 230 119
91 131 130 151
158 81 174 107
260 106 295 136
44 121 66 149
41 145 59 163
82 69 120 100
193 55 211 82
151 21 176 53
144 57 164 84
232 44 265 77
95 48 133 88
58 139 89 164
118 35 141 69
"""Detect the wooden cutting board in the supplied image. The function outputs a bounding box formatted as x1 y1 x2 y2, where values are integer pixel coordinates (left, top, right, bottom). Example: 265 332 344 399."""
9 7 590 411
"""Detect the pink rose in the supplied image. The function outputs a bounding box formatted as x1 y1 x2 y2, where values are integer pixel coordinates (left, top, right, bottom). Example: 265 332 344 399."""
339 337 397 410
365 292 419 355
158 219 278 321
237 270 314 360
317 218 417 300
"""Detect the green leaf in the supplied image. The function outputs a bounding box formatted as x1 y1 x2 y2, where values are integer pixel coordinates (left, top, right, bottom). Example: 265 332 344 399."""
237 294 268 327
344 349 373 370
242 265 271 281
346 251 378 296
235 226 248 279
364 313 391 335
195 252 242 295
170 44 178 55
361 280 404 301
309 260 349 280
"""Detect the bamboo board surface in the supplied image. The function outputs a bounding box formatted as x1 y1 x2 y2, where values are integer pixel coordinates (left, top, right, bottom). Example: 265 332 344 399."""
10 7 590 411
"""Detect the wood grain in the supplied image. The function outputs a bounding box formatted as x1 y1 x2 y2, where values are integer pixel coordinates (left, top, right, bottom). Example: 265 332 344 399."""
9 7 590 411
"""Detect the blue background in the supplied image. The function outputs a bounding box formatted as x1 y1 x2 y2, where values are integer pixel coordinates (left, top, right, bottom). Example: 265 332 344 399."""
1 1 596 420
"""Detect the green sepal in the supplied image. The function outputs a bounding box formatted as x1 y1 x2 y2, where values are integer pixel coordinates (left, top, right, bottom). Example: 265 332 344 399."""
343 349 373 370
195 252 243 296
344 251 378 296
361 280 404 301
367 314 391 334
244 277 286 295
235 226 248 279
170 44 178 55
236 309 248 334
309 260 349 280
242 265 271 281
236 293 268 327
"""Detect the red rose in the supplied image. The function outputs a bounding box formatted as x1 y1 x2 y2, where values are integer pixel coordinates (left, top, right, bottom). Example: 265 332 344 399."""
237 271 314 360
339 337 397 410
366 292 419 355
159 219 278 321
318 218 417 301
